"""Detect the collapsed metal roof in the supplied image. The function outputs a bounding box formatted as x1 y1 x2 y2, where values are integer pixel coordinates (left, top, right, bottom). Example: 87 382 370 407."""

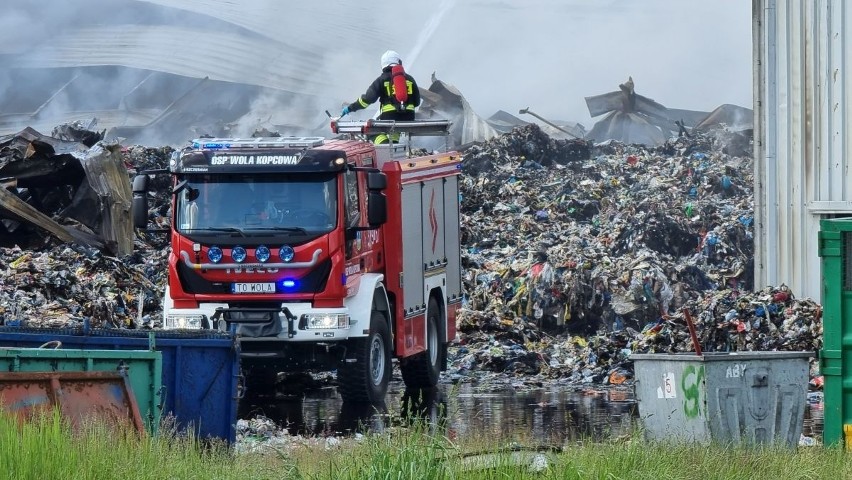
694 103 754 132
418 74 499 146
584 77 748 146
0 0 409 144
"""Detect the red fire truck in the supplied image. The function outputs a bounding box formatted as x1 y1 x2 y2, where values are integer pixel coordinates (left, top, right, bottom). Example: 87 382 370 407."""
132 120 462 403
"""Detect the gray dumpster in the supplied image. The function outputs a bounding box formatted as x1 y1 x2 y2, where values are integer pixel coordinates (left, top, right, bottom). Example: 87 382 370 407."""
631 352 813 447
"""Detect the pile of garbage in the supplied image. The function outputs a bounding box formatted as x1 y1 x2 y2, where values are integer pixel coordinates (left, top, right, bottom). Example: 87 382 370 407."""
236 415 362 454
449 124 822 385
0 138 174 329
0 243 165 328
0 122 824 387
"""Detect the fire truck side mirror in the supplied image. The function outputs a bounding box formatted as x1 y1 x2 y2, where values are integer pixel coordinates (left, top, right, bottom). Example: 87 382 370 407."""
367 191 387 226
366 172 387 226
367 171 387 190
131 174 149 229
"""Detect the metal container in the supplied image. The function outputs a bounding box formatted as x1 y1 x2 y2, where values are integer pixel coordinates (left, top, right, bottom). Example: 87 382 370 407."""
818 218 852 447
0 348 161 433
0 371 146 433
0 327 240 443
631 351 812 447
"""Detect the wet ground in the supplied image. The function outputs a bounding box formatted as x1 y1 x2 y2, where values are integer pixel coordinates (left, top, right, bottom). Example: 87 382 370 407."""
238 381 825 445
240 381 640 445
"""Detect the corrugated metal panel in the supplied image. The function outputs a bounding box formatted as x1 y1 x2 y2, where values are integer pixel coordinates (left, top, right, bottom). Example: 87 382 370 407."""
755 0 851 300
12 25 331 95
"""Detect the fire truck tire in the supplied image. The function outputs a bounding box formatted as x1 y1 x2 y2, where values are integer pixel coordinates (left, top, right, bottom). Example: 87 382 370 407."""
401 297 442 388
338 311 392 403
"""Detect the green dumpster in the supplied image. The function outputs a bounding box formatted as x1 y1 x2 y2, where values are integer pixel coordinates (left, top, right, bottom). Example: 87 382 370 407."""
0 347 162 433
818 218 852 447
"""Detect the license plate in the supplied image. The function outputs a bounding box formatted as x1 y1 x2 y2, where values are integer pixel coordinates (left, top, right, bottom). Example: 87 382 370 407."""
231 282 276 294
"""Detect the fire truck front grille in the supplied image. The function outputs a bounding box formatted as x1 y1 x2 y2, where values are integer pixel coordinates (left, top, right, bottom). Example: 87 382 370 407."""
176 259 332 294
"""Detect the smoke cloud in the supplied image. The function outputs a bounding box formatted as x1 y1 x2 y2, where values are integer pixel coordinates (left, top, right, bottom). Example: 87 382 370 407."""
0 0 752 144
404 0 753 125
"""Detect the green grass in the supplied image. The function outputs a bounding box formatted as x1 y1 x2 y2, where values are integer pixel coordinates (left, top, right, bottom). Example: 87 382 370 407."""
0 410 276 480
554 440 847 480
1 410 848 480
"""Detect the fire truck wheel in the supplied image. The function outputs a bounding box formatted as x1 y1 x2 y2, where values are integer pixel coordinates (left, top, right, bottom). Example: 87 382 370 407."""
338 311 391 403
401 297 442 388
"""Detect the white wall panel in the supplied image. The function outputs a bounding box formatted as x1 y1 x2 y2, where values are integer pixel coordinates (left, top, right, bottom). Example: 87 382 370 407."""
755 0 851 300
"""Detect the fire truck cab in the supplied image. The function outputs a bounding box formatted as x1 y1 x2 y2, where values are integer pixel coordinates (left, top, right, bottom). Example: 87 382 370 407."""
131 120 462 403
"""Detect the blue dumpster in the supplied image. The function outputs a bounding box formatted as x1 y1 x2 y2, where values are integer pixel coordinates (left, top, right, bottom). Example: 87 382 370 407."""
0 326 240 443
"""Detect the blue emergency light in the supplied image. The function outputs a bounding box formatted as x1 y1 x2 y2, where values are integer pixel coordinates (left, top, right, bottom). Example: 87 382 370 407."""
192 142 232 149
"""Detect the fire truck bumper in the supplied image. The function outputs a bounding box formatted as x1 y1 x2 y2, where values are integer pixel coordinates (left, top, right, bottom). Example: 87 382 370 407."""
164 301 364 341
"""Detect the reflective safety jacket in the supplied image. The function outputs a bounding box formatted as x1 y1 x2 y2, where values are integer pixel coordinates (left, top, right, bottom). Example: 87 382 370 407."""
347 66 421 120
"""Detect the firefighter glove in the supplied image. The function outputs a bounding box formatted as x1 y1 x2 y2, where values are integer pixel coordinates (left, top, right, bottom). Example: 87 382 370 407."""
341 106 350 117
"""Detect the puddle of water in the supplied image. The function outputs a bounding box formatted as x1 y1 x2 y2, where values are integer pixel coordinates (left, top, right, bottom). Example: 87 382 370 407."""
239 383 439 436
239 382 826 445
445 384 637 444
239 381 638 444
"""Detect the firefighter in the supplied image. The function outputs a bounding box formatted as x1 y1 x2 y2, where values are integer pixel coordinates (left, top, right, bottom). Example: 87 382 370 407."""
341 50 421 144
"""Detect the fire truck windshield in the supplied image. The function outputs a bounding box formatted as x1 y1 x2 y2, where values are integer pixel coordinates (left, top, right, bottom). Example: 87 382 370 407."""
175 173 337 235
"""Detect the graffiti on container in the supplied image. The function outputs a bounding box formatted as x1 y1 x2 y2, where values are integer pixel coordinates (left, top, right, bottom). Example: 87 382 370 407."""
725 363 747 378
656 372 677 399
681 365 705 419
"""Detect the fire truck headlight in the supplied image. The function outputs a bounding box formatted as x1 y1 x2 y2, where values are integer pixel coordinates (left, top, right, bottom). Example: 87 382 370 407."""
301 313 349 329
207 246 223 263
279 245 295 262
231 245 247 263
165 314 205 329
255 245 271 263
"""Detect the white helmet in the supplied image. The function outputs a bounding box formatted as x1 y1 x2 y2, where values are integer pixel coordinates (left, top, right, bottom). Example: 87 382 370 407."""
380 50 402 69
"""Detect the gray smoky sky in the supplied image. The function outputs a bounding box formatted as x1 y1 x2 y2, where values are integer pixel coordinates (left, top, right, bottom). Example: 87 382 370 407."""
0 0 752 143
397 0 753 125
